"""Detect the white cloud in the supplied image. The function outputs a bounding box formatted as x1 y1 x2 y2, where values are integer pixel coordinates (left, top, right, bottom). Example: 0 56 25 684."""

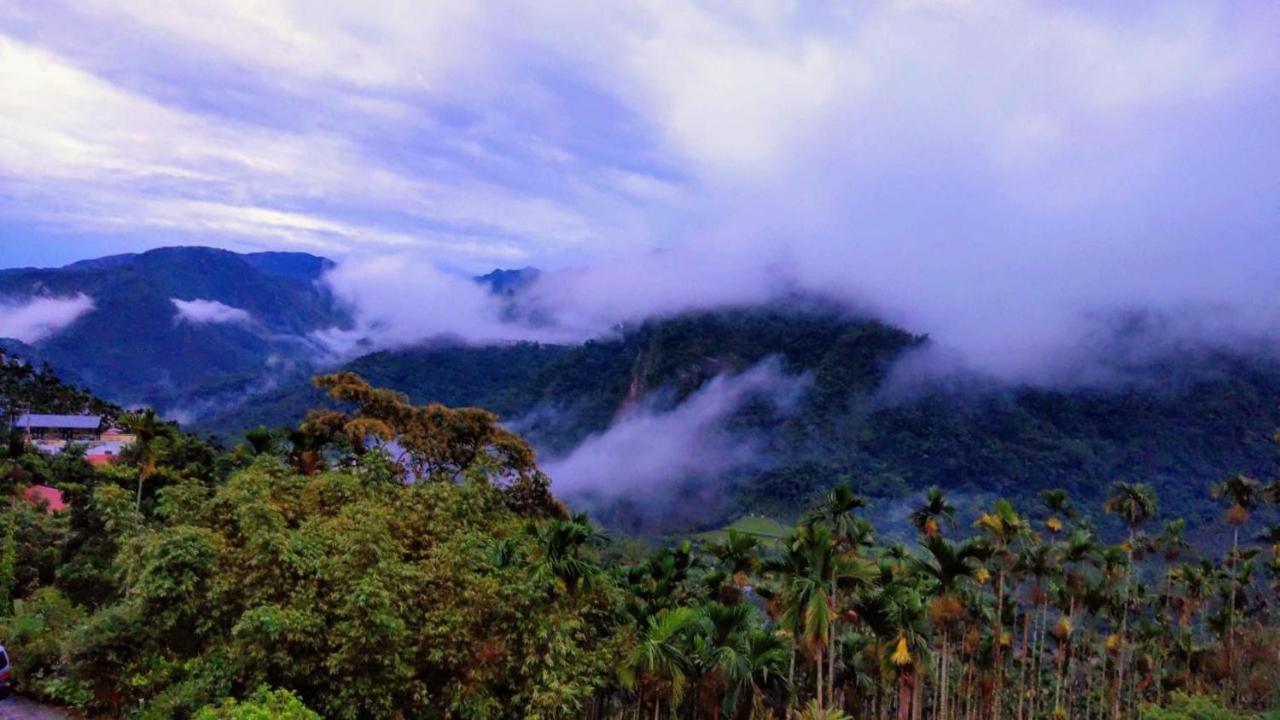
315 255 552 354
0 294 95 343
0 31 603 262
543 357 809 497
171 298 252 325
4 2 1280 387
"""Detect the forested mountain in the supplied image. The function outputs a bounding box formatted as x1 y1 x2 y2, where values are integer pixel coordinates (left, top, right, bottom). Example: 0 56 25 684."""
0 247 347 412
200 308 1280 532
6 248 1280 532
2 362 1276 718
0 347 121 421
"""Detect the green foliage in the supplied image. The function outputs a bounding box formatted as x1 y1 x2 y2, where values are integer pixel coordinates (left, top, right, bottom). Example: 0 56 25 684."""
1 365 1276 720
202 308 1280 533
0 347 120 422
1139 692 1266 720
0 587 91 707
194 687 321 720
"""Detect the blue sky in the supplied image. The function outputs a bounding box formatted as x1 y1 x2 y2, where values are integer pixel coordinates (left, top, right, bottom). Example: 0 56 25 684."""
2 2 1279 384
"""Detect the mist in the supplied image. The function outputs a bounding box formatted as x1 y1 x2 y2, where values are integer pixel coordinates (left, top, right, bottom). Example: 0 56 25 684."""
171 298 253 326
0 294 95 344
541 357 810 507
311 3 1280 390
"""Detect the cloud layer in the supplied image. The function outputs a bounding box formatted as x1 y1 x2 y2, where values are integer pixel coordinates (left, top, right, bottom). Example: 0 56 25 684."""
171 298 252 325
0 294 95 343
4 2 1280 385
542 357 810 498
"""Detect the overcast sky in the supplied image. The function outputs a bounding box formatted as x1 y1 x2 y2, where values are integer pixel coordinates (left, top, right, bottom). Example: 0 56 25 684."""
2 2 1279 383
1 2 1274 268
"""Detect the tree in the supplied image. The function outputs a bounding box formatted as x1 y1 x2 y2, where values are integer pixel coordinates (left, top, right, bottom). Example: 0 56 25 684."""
1211 474 1262 699
911 487 956 538
621 607 705 720
1104 482 1158 720
121 408 168 509
195 687 321 720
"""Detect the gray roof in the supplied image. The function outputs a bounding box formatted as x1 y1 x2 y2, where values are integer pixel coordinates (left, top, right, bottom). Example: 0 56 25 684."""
14 414 102 430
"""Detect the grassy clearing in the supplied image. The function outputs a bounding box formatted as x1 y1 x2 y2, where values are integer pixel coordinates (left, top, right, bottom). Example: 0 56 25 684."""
695 515 792 545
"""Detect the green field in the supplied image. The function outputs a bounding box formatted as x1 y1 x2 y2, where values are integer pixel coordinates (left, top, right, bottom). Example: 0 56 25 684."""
694 515 792 545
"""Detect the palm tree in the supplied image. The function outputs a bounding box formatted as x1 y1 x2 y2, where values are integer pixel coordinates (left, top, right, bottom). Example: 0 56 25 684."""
974 499 1028 720
620 607 706 720
911 487 956 538
1039 489 1074 537
1103 482 1157 720
531 512 604 594
122 408 166 509
1015 541 1058 720
710 529 760 594
916 534 985 720
1212 473 1261 692
804 483 867 547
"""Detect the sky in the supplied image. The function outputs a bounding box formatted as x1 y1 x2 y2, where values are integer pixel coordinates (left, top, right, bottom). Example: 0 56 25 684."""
2 1 1279 384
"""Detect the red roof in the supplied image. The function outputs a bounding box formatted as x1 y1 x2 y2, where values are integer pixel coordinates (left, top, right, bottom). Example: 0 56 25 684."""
22 485 68 513
87 454 118 466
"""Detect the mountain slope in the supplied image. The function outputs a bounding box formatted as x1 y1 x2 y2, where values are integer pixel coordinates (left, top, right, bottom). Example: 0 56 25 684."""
200 307 1280 532
0 246 347 410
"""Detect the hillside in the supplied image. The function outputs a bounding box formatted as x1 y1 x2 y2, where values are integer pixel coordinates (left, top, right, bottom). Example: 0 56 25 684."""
0 346 121 421
0 246 347 412
201 307 1280 531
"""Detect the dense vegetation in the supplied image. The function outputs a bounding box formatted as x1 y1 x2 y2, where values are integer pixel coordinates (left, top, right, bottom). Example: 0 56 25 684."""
204 308 1280 534
2 370 1277 718
0 347 121 423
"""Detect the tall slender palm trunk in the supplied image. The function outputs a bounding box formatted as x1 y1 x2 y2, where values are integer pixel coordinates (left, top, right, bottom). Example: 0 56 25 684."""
1226 526 1239 701
1112 534 1134 720
994 571 1006 720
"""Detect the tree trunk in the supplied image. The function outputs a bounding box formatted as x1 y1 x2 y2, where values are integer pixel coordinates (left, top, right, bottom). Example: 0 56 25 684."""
995 570 1006 720
1227 526 1238 702
1113 534 1134 720
1017 608 1030 720
1031 599 1048 720
938 630 950 720
898 670 912 720
816 647 825 712
829 576 838 709
788 645 796 720
911 661 923 720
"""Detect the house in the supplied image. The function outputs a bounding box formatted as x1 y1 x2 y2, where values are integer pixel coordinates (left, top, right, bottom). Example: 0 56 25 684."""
99 427 137 445
13 414 103 442
22 484 68 514
86 441 126 465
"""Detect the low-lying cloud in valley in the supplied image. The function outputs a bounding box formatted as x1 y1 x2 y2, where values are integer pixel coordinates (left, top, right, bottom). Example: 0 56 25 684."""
171 298 253 325
0 294 95 343
542 357 810 501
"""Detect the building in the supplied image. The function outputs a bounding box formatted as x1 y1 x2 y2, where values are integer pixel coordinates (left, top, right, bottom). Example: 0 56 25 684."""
86 441 127 465
22 485 68 514
13 414 103 442
100 427 137 445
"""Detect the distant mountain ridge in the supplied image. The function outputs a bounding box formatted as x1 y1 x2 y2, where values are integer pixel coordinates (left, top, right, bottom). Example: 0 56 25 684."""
198 306 1280 533
6 247 1280 535
0 246 348 412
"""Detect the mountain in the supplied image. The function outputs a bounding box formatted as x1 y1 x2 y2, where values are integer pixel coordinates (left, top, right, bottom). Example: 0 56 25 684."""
0 246 348 413
8 247 1280 533
199 306 1280 532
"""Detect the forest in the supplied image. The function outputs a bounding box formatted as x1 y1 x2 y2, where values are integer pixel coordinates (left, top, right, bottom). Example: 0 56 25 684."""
1 363 1278 719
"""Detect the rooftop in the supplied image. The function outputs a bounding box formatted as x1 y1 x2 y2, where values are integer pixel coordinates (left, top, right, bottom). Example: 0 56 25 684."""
13 414 103 430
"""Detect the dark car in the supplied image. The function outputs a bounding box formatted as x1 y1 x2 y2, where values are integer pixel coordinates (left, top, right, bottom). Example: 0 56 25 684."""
0 644 11 699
